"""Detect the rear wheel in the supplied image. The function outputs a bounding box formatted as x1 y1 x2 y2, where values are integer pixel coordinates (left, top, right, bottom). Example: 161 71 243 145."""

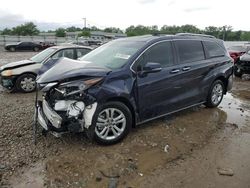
87 101 132 145
234 66 243 77
33 47 39 52
16 74 36 93
205 80 225 108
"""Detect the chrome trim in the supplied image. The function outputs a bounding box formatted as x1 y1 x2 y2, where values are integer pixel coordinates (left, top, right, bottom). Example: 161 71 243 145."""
136 101 206 125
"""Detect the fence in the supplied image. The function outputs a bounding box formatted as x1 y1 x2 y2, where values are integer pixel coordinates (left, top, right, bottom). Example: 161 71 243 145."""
0 35 90 46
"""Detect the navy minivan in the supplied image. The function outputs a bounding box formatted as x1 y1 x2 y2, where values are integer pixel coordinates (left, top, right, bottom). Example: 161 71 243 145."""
35 33 233 144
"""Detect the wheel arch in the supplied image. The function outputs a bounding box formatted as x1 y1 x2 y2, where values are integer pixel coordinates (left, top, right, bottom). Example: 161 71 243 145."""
106 97 136 128
213 75 228 94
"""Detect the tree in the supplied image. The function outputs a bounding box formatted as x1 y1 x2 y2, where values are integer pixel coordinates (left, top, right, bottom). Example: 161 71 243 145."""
103 27 123 33
66 26 82 32
12 22 39 36
1 28 12 35
55 28 66 37
78 30 91 37
125 25 157 36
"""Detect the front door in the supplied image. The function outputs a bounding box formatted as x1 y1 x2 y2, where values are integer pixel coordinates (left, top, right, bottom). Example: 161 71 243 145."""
136 41 186 121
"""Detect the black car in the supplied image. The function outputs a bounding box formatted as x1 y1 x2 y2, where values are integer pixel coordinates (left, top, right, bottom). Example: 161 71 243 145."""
35 33 233 145
234 50 250 77
5 42 42 52
0 46 92 92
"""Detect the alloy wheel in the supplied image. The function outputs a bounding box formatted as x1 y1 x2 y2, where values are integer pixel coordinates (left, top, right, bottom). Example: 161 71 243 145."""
95 108 126 141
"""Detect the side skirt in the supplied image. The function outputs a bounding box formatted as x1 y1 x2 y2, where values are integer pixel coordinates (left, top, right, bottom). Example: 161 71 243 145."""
136 101 206 126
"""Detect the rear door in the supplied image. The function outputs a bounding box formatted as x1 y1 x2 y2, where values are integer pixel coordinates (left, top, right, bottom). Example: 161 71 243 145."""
172 40 208 107
136 41 187 121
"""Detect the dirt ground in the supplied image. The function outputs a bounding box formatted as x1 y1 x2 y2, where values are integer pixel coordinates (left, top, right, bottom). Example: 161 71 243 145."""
0 50 250 188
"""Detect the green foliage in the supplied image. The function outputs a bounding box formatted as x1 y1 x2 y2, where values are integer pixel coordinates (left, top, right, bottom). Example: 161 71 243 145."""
126 25 159 36
103 27 123 33
66 26 82 32
55 28 66 37
11 22 39 36
78 30 91 37
1 28 12 35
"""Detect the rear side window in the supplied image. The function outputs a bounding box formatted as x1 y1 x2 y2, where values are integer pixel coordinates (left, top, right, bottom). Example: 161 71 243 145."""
203 41 225 58
144 41 174 67
175 40 205 64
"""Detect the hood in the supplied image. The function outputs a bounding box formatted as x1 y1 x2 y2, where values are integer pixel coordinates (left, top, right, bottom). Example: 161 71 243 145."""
37 58 111 84
5 42 20 47
240 53 250 61
0 60 35 71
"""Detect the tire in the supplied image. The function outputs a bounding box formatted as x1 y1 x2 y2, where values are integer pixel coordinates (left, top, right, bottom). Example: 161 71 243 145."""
33 47 39 52
234 66 243 77
205 80 225 108
86 101 132 145
16 74 36 93
10 47 15 52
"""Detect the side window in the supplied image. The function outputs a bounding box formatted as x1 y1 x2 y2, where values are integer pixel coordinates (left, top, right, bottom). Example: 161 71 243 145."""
142 41 174 68
76 48 91 58
203 41 225 58
175 40 205 64
51 49 74 59
20 42 28 46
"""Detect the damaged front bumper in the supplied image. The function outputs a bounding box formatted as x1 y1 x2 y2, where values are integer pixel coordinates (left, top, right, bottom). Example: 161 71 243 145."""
36 98 97 137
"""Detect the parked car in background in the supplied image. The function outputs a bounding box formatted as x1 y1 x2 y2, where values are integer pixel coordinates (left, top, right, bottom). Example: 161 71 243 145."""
0 46 92 92
35 33 233 145
234 50 250 77
227 45 250 63
39 42 56 50
5 42 42 52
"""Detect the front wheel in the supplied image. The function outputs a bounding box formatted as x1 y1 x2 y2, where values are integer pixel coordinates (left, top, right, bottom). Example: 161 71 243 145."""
10 47 15 52
87 102 132 145
205 80 225 108
16 74 36 93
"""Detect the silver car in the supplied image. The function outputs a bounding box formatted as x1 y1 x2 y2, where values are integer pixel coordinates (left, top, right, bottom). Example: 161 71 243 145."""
0 45 92 92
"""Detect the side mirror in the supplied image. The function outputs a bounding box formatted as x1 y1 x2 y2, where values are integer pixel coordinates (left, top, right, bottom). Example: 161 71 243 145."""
139 62 162 77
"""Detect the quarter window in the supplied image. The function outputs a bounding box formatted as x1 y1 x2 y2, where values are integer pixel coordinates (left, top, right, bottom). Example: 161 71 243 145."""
76 48 91 58
175 40 205 64
203 41 225 58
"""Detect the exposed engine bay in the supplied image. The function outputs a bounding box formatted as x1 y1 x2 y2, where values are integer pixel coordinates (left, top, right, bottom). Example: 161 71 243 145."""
36 78 101 136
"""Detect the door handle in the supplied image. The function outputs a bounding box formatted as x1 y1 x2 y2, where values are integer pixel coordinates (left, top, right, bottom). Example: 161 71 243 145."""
170 69 180 74
182 67 191 71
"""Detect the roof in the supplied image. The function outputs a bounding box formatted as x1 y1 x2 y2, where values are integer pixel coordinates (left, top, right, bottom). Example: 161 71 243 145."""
115 33 221 44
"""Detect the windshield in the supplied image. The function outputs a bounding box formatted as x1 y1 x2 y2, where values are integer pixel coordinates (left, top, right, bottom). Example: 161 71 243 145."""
30 48 57 63
79 40 145 69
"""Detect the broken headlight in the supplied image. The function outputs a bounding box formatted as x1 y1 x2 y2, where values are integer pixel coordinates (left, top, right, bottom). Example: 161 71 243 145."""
55 77 103 97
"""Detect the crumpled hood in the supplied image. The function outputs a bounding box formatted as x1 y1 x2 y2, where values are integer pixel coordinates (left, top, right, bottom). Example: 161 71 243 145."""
240 53 250 61
37 58 111 84
0 59 35 71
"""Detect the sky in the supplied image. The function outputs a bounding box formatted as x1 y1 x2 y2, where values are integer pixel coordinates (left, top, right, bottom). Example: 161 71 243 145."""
0 0 249 31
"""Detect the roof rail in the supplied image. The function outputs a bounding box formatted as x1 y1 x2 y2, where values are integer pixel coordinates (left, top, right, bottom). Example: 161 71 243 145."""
176 33 216 39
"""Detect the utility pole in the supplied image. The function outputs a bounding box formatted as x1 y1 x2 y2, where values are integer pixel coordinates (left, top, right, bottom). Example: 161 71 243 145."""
83 18 87 29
